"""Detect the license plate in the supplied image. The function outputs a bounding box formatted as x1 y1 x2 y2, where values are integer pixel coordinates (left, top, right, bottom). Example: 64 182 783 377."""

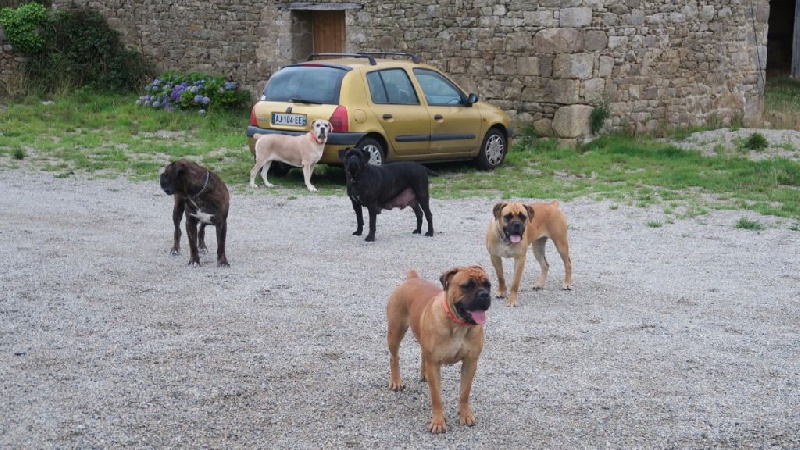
271 113 307 126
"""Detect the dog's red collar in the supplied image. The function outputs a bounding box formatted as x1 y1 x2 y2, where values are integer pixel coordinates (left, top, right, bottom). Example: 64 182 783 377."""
309 132 322 144
442 295 470 326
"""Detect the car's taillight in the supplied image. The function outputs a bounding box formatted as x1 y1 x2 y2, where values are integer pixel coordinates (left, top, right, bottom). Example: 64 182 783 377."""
329 106 348 133
249 106 258 126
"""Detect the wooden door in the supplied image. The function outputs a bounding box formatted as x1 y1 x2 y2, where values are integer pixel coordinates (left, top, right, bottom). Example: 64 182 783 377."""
312 10 345 54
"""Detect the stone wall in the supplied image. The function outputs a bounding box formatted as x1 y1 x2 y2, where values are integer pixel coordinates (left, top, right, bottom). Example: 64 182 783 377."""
350 0 770 136
0 0 770 138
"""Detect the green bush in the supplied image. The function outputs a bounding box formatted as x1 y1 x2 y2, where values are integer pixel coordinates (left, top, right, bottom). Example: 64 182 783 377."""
1 3 153 93
743 132 769 151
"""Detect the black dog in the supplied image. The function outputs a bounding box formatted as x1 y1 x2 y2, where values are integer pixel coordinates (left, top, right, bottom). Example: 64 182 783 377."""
339 148 434 242
160 160 230 266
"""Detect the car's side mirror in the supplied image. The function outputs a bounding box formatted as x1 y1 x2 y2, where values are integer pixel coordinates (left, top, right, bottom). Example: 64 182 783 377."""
464 93 479 106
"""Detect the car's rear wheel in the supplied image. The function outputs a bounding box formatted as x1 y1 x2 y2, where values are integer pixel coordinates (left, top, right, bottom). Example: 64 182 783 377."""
356 137 386 165
475 128 507 170
268 161 292 177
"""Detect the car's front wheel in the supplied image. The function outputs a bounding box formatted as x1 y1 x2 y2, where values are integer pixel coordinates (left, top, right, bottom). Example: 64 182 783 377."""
475 128 507 170
356 137 386 165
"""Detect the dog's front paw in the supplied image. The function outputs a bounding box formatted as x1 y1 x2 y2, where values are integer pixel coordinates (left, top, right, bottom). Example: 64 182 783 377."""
365 235 375 242
562 282 573 290
217 259 230 267
428 416 447 434
307 185 318 192
249 182 258 188
459 409 476 427
412 229 421 235
170 246 180 256
425 231 434 237
388 379 404 391
188 259 201 267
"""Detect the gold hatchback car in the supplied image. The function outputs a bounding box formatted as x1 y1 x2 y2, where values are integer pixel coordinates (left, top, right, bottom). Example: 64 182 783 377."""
246 52 512 174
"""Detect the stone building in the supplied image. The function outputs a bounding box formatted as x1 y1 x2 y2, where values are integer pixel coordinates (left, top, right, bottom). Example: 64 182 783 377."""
1 0 795 139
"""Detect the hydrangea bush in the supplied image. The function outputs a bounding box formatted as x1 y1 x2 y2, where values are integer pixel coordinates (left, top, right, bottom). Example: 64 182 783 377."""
136 72 249 114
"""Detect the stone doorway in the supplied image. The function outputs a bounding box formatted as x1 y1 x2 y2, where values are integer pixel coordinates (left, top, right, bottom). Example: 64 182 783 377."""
767 0 797 75
289 3 361 62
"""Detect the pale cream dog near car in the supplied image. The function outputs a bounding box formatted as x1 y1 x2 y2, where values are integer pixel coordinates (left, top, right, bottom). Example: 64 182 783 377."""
249 119 332 192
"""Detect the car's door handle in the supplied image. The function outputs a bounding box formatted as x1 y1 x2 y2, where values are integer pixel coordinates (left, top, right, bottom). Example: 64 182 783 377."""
434 114 443 120
382 114 393 120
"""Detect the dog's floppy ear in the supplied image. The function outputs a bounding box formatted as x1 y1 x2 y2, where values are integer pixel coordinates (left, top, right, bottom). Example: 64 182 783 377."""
327 120 334 132
358 147 371 161
526 205 535 222
492 202 506 220
166 160 185 178
439 267 460 290
338 148 349 161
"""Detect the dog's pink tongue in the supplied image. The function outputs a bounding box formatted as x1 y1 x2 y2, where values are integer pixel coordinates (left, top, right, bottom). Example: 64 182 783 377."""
470 310 487 325
510 234 522 244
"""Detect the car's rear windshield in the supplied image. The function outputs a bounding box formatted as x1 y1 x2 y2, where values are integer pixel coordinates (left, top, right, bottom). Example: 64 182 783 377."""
261 65 345 105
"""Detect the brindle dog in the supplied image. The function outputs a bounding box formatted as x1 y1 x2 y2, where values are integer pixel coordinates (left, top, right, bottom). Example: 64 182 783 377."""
160 160 230 266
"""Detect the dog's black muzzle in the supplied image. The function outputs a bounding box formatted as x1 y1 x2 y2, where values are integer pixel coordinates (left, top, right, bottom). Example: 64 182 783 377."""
344 157 364 177
159 173 175 195
474 289 491 310
459 288 492 312
504 220 525 237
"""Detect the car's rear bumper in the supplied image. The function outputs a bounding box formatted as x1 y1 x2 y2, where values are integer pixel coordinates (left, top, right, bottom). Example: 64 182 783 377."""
246 126 366 146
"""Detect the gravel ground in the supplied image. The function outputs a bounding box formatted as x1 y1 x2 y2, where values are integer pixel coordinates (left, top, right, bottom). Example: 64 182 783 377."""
1 138 799 448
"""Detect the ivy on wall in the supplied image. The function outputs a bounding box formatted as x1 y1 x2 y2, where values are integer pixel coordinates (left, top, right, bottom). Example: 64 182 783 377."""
0 2 50 54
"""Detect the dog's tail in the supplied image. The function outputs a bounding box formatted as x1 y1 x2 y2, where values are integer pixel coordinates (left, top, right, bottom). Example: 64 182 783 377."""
252 133 264 140
406 269 420 280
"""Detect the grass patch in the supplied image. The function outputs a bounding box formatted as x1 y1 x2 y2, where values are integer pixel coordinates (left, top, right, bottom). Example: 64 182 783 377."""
1 90 799 221
764 76 800 128
735 218 765 231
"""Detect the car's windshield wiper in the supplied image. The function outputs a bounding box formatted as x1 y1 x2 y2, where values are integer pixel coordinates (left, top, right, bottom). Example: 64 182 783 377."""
290 98 322 104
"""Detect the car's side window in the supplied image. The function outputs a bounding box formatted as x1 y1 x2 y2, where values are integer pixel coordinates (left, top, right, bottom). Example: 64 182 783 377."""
367 69 419 105
413 68 464 106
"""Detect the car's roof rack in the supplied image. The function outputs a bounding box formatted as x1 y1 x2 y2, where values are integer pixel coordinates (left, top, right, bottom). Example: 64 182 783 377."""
305 52 421 65
357 52 420 63
306 53 377 65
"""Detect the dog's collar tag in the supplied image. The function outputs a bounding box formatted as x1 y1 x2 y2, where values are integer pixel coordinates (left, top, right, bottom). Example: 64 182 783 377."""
442 295 470 326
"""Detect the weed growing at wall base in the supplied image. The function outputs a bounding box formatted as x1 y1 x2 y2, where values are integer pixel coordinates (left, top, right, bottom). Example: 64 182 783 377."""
137 72 250 114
